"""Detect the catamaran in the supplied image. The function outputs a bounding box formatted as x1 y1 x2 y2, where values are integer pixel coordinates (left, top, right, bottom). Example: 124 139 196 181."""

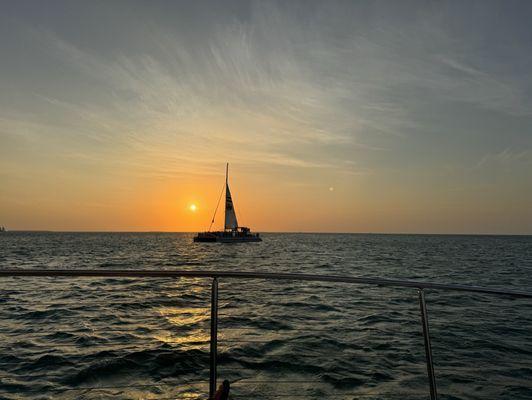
194 164 262 243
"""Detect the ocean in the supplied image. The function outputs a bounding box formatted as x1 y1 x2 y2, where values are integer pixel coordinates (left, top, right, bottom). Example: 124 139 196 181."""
0 232 531 399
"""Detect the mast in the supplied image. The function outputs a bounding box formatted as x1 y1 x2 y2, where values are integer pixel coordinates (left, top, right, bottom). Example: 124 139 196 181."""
225 163 228 229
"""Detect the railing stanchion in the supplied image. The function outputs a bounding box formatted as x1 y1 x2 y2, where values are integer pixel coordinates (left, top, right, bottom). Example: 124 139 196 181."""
209 277 219 399
419 289 437 400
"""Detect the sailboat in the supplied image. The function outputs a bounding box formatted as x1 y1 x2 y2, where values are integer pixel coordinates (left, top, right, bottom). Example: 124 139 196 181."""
194 164 262 243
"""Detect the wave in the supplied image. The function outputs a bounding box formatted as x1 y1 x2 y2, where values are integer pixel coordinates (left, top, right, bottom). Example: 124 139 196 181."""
62 347 209 386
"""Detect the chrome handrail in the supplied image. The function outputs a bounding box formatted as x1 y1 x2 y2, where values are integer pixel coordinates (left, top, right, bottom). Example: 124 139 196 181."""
1 269 531 298
1 268 531 400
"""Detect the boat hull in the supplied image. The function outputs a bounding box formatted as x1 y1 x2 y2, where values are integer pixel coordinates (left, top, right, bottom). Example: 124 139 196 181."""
216 236 262 243
193 235 217 242
194 231 262 243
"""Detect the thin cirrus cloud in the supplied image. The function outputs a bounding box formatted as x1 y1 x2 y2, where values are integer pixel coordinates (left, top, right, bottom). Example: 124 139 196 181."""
0 0 531 232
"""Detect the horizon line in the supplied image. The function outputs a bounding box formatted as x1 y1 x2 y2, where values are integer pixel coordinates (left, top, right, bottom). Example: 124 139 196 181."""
3 230 531 236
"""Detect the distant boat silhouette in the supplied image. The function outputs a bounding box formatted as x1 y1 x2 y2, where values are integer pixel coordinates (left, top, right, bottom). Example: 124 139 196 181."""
0 226 6 232
194 164 261 243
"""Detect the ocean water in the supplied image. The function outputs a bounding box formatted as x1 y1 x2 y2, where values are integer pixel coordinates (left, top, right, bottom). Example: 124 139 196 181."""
0 232 531 400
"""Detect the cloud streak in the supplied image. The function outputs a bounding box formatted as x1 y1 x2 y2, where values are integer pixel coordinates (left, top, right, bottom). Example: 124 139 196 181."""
1 0 531 232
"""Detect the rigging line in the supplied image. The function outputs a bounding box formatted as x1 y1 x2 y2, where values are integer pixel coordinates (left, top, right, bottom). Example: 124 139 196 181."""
0 340 212 348
0 328 209 337
36 381 208 392
208 182 225 232
0 309 210 319
0 301 210 308
229 394 421 398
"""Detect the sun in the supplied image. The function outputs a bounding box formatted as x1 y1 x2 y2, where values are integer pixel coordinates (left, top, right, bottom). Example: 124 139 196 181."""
189 204 197 212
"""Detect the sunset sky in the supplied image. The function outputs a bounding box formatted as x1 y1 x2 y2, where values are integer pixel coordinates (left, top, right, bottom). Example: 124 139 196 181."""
1 1 531 234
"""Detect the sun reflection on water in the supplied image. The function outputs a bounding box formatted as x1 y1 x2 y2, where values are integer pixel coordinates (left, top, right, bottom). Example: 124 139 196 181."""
154 307 210 347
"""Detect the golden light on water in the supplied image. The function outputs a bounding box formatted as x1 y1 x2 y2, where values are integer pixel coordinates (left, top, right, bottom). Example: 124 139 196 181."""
154 306 210 349
160 307 209 326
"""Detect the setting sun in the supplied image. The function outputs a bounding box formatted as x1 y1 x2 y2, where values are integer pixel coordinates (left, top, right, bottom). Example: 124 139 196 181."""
189 204 197 212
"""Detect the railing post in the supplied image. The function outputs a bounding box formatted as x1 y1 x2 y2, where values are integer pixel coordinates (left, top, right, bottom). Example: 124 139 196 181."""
209 277 219 399
419 289 437 400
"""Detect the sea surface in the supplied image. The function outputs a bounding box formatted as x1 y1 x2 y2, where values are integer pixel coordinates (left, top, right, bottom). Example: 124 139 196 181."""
0 232 531 400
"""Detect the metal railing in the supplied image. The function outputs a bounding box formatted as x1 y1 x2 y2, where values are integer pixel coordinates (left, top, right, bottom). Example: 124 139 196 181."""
1 268 532 400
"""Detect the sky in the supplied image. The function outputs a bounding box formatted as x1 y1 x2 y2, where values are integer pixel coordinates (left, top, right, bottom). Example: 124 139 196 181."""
1 1 531 234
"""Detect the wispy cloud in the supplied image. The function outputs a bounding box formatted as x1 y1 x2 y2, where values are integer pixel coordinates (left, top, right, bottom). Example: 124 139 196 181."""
1 1 532 233
474 147 530 170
